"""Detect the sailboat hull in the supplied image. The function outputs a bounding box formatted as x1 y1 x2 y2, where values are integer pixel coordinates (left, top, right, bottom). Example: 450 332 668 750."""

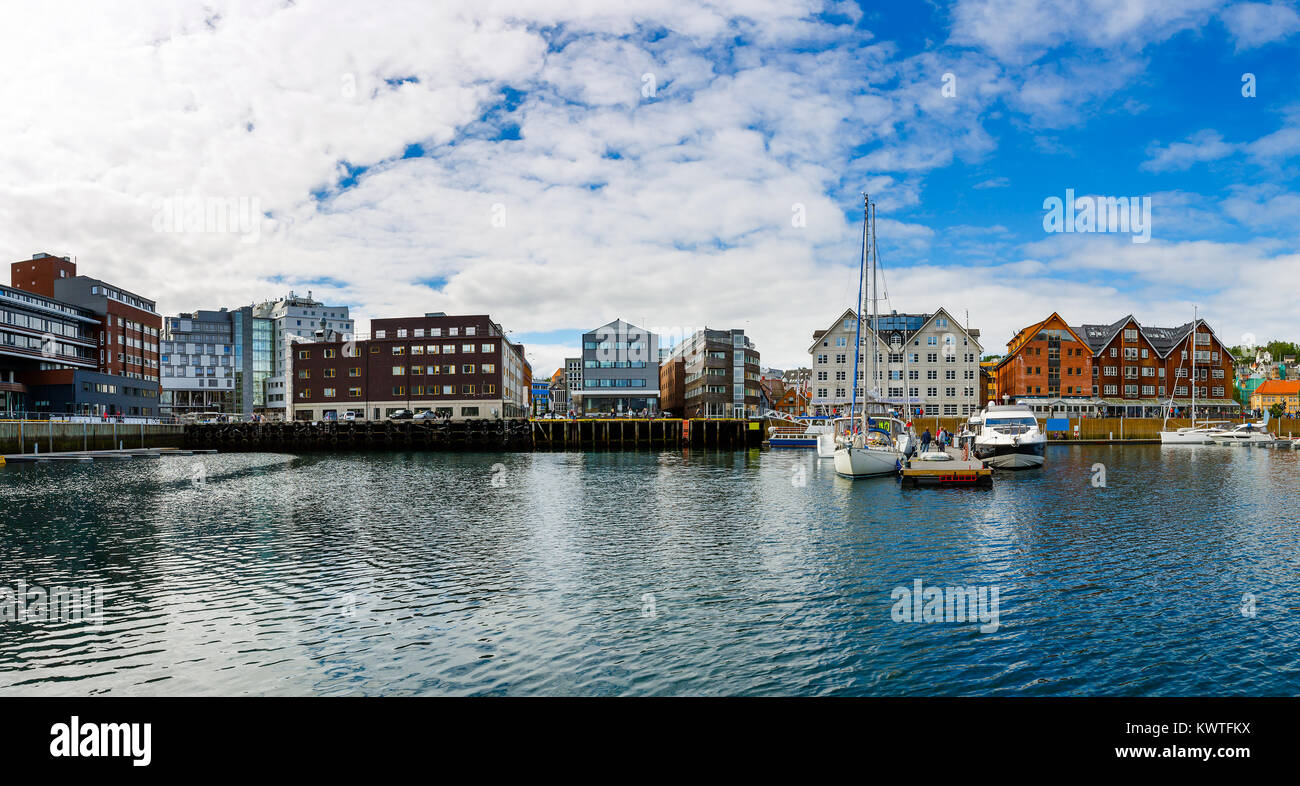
1159 430 1215 444
833 446 900 478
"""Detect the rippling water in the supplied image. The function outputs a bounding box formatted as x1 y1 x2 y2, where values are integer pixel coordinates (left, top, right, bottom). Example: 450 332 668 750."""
2 445 1299 696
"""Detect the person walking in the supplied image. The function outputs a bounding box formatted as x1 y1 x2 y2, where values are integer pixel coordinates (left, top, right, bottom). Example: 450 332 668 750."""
920 428 932 452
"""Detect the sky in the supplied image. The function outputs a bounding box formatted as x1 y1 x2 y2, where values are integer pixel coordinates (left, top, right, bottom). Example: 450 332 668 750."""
2 0 1299 378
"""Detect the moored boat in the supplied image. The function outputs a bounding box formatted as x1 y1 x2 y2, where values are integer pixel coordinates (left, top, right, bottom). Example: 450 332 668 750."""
969 403 1046 469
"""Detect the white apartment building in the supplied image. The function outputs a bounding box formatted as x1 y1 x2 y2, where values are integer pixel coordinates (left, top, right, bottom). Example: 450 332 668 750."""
253 292 353 418
808 307 982 417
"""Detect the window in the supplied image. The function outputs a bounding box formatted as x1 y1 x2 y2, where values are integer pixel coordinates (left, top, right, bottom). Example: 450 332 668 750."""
392 386 405 396
323 388 336 398
482 364 495 373
349 387 361 397
462 343 475 353
297 349 310 359
462 384 475 395
349 367 360 377
462 364 475 374
298 369 310 379
411 365 424 375
481 344 493 353
392 346 404 355
392 366 405 375
323 369 336 378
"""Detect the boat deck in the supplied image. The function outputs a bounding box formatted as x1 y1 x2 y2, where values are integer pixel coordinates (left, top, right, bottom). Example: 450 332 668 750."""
901 446 992 487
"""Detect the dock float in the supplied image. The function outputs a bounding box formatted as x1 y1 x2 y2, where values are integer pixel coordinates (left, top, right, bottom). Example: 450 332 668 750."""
901 446 993 488
0 447 214 464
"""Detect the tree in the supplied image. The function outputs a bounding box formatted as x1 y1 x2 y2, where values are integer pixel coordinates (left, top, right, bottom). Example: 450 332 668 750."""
1269 402 1287 420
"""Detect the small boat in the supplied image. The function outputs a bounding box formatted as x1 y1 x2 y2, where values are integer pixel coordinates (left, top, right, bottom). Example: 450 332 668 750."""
766 417 830 448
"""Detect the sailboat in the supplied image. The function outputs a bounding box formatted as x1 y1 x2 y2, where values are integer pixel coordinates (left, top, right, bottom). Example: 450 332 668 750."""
1159 307 1225 444
833 195 904 479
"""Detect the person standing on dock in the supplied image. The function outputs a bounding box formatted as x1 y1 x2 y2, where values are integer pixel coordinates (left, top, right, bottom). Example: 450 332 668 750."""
921 428 932 452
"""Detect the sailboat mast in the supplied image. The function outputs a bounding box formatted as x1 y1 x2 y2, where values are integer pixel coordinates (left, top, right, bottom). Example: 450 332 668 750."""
866 196 877 433
1191 305 1197 422
848 194 867 429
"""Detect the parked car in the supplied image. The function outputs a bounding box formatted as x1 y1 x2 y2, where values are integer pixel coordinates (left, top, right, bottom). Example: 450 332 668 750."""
413 410 440 420
389 409 414 420
343 411 360 422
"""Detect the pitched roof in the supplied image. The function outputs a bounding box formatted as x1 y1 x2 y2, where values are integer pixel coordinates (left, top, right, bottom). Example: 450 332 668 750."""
1255 379 1300 396
1074 315 1134 354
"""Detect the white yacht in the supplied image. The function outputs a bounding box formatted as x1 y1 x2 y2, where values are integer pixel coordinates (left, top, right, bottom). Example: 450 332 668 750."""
968 404 1046 469
1159 421 1229 445
1213 419 1274 446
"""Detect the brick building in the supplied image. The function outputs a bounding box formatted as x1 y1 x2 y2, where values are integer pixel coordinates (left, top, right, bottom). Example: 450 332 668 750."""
994 312 1239 417
5 252 161 417
659 328 760 418
289 312 529 421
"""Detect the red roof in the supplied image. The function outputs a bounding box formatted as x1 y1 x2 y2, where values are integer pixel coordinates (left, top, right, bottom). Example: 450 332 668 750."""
1255 379 1300 396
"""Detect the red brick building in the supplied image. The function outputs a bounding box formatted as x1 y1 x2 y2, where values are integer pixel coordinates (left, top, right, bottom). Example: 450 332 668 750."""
994 312 1238 417
993 312 1094 412
8 252 161 416
289 312 530 421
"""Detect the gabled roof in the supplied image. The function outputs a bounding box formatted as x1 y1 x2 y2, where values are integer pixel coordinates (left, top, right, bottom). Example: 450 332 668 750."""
807 307 980 354
1073 316 1232 360
1255 379 1300 396
1074 315 1135 354
995 312 1088 371
586 318 650 336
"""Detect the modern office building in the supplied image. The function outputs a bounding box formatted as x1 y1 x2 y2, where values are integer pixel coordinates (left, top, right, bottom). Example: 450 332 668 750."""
574 319 659 416
659 328 760 418
252 292 353 418
808 307 982 417
160 309 238 417
5 252 161 417
289 312 529 421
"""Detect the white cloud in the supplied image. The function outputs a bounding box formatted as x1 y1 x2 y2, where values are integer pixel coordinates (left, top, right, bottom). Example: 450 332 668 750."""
1141 130 1238 172
1221 2 1300 51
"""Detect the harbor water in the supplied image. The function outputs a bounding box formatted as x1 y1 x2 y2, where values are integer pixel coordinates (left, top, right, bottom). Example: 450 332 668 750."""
1 445 1298 695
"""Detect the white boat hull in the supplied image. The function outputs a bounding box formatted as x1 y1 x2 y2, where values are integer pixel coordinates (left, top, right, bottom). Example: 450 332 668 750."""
816 432 839 458
1159 431 1216 444
981 450 1045 469
833 446 899 478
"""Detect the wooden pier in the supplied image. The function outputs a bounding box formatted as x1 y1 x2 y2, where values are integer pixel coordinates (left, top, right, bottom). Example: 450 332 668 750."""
900 446 993 488
180 418 764 452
